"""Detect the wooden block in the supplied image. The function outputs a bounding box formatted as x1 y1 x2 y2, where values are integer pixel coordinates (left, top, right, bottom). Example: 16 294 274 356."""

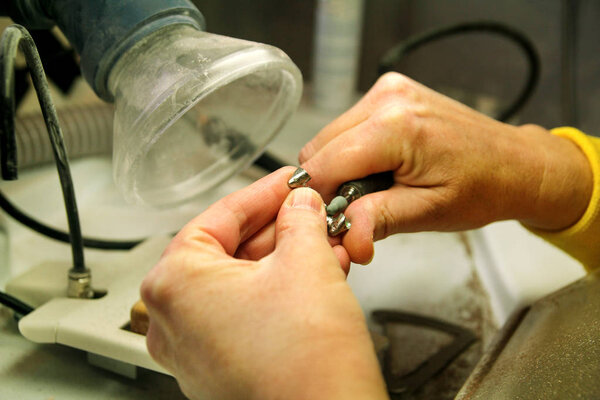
130 299 149 335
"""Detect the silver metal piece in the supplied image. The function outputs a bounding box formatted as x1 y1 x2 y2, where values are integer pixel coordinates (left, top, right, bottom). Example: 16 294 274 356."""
327 213 351 236
338 184 361 203
287 167 312 188
326 215 334 228
326 195 349 216
67 268 94 298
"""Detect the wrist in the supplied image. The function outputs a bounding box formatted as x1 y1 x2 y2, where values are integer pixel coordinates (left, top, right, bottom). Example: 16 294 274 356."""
254 330 389 400
504 124 592 230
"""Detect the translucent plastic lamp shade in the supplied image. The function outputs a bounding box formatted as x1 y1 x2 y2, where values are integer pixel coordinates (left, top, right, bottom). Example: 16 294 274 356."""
107 25 302 206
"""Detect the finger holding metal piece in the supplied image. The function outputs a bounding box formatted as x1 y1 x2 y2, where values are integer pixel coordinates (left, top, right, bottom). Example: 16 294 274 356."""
287 167 312 188
287 167 351 236
328 213 351 236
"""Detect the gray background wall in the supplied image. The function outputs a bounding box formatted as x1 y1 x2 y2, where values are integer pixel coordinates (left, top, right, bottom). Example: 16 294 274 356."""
194 0 600 135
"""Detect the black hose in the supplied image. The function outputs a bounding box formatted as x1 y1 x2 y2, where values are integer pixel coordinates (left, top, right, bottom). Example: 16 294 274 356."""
0 148 281 251
0 290 34 316
0 25 86 270
378 21 540 122
0 188 141 249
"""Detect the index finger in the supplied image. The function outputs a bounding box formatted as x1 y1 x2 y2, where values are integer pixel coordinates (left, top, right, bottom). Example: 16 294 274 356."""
298 94 372 164
173 166 295 256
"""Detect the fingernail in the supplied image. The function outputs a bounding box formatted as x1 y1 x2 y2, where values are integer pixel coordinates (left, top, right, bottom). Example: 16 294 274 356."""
288 167 311 188
287 187 323 212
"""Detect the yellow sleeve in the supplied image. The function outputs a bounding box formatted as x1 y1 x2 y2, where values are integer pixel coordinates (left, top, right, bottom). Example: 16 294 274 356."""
526 127 600 271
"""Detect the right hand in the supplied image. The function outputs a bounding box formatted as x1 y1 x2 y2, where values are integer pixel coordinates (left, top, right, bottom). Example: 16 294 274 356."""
300 72 592 264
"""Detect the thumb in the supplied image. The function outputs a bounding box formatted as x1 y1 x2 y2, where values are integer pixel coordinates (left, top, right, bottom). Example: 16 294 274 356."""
274 187 347 272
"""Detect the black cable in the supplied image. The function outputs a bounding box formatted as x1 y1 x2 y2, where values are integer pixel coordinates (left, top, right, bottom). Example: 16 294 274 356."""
0 148 283 250
0 289 34 316
0 151 280 251
378 21 540 122
0 188 141 249
0 25 86 270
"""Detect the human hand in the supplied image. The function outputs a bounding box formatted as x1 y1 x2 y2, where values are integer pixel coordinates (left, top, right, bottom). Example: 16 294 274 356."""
140 169 388 400
300 72 593 264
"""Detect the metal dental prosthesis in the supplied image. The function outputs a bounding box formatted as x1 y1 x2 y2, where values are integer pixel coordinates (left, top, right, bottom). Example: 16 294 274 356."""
287 167 312 188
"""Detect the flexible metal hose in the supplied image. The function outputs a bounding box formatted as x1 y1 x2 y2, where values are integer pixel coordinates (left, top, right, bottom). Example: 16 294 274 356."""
15 103 113 168
14 103 287 173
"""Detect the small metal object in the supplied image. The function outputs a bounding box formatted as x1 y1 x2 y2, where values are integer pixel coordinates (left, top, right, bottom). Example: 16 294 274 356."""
337 171 395 203
287 167 311 188
327 213 351 236
326 195 349 216
338 185 362 203
67 268 94 298
325 172 394 221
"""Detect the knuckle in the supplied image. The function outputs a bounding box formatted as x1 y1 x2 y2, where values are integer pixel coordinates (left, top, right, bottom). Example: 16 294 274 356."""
374 72 415 98
362 197 395 241
140 261 175 309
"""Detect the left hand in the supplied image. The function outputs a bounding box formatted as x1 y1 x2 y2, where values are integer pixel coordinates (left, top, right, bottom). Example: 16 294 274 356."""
298 73 592 264
140 168 387 400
